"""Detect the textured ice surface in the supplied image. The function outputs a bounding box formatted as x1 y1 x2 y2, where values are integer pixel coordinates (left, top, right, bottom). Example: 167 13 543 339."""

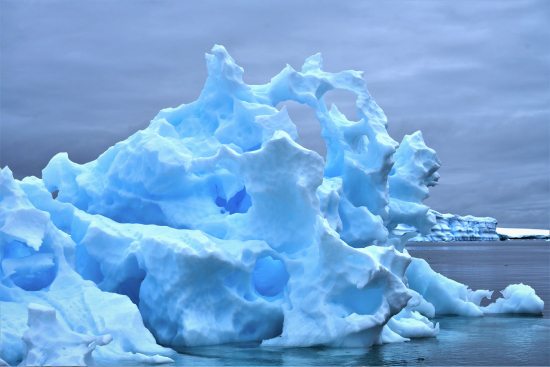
396 210 500 242
21 303 112 366
0 45 544 364
0 169 175 365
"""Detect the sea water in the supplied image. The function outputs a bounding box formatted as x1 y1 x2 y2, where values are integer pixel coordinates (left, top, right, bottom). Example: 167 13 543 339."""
97 240 550 366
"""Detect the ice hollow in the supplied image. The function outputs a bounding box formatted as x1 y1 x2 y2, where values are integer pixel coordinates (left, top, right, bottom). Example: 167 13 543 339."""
0 45 544 364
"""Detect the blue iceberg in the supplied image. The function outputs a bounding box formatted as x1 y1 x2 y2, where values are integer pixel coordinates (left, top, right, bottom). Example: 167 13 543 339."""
396 210 500 242
0 45 543 366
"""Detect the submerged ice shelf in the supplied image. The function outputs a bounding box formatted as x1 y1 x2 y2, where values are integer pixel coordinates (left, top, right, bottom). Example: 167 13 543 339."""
0 45 544 366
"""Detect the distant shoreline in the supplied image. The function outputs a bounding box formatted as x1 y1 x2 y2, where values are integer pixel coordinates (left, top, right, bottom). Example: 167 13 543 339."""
496 228 550 241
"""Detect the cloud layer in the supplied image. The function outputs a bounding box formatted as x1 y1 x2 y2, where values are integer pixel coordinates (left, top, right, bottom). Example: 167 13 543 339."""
1 0 548 228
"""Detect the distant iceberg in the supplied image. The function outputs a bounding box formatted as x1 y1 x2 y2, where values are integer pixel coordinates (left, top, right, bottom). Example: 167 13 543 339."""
0 45 544 366
396 210 500 242
496 228 550 240
396 211 549 242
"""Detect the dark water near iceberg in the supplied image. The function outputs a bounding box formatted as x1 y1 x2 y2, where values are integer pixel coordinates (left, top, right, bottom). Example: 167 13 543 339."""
408 239 550 316
102 240 550 366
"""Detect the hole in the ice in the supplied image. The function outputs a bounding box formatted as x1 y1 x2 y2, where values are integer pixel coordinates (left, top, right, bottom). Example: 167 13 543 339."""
251 256 290 298
480 291 504 307
215 185 252 215
11 263 56 291
241 323 257 336
2 241 57 291
322 89 359 122
118 273 145 307
76 244 105 284
51 190 59 199
276 100 326 159
3 240 36 259
110 201 168 227
328 277 386 317
246 143 262 152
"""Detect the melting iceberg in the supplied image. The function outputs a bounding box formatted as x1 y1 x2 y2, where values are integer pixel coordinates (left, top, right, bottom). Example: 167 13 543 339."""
0 45 544 365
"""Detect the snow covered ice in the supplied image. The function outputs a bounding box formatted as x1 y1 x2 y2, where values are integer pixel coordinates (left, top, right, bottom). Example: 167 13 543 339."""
0 45 544 366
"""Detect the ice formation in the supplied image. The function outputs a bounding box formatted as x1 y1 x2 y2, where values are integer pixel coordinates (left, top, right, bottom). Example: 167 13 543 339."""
21 304 112 366
481 284 545 314
396 210 500 242
0 45 544 365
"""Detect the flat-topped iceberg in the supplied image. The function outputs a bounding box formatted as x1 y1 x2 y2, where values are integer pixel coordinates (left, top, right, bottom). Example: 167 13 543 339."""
396 210 500 242
0 45 543 366
397 213 550 242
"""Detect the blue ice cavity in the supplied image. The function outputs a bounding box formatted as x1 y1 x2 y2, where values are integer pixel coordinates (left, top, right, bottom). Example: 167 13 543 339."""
215 186 252 214
0 45 544 364
251 256 289 298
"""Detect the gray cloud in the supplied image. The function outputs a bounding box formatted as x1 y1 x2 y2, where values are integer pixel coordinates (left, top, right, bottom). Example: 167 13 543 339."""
1 0 548 228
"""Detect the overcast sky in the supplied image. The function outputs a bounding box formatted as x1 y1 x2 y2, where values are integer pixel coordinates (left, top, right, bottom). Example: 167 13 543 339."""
1 1 549 229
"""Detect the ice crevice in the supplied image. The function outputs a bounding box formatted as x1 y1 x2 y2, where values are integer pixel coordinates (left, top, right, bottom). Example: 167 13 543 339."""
0 45 544 365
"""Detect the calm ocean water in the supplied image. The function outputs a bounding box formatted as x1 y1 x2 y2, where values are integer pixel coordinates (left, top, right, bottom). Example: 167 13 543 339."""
98 240 550 366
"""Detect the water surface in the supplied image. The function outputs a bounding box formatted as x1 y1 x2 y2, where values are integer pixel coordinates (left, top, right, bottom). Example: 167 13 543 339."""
98 240 550 366
408 239 550 315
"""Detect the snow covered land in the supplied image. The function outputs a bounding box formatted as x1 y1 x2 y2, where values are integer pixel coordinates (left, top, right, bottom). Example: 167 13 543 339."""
0 46 544 366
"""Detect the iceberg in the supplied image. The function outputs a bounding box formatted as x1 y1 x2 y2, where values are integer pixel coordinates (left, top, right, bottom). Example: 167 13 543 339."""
481 284 544 314
0 45 544 365
398 213 550 242
396 210 500 242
